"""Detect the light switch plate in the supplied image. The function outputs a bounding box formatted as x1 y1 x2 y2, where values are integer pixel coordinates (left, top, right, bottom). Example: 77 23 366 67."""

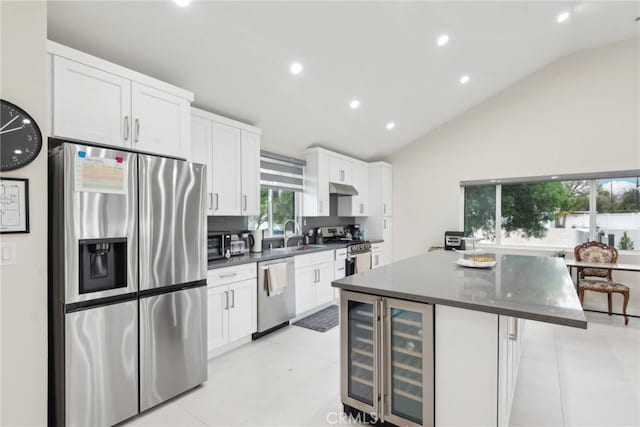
0 241 17 265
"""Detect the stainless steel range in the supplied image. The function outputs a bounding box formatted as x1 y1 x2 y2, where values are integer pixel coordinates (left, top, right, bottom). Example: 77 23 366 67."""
345 241 372 276
49 141 208 426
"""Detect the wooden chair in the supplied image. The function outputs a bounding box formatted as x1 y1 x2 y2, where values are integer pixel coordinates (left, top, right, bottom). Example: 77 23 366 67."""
574 241 630 325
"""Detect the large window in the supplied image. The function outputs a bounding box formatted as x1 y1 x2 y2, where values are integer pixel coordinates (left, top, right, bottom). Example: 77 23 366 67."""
464 185 496 244
596 177 640 251
462 174 639 251
248 188 297 236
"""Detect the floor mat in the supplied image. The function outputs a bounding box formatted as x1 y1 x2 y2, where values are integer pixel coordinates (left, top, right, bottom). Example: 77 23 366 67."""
292 305 339 332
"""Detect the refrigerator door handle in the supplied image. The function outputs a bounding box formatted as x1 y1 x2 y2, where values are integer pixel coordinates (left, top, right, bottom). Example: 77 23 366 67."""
378 298 386 419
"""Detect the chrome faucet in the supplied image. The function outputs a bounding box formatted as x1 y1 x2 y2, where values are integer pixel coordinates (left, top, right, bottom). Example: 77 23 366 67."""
283 219 302 248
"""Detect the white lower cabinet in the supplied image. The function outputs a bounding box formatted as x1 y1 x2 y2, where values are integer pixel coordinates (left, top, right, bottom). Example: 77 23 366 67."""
206 264 257 358
228 279 257 342
334 248 347 280
294 251 335 315
498 316 525 427
207 285 229 352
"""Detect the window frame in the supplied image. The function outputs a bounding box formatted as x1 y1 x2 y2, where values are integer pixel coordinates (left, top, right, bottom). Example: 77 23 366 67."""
460 172 640 254
256 187 301 237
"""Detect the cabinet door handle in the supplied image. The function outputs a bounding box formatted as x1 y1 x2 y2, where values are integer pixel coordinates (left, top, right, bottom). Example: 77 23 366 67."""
360 203 364 214
508 318 519 341
215 193 219 210
230 290 235 308
123 116 130 141
224 291 229 310
383 203 386 215
134 118 140 143
243 195 247 211
384 219 387 230
208 193 213 210
318 269 321 283
219 272 237 279
319 200 323 214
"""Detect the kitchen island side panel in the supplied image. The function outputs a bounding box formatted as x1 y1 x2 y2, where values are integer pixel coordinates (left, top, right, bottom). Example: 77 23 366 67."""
435 305 498 427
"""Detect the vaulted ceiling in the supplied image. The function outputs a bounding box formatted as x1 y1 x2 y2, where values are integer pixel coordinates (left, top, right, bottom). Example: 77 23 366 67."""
48 1 640 160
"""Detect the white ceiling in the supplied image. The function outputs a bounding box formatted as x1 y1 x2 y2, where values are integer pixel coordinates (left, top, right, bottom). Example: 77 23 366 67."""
47 1 640 161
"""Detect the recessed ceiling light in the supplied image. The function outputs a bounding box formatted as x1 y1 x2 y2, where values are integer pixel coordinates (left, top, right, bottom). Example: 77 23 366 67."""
556 11 571 23
289 62 303 75
174 0 191 6
349 99 360 109
459 75 470 85
437 34 449 47
14 149 23 154
22 119 30 124
386 122 395 130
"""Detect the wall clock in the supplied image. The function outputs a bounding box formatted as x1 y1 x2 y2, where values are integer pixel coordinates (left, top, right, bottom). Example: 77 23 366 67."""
0 99 43 172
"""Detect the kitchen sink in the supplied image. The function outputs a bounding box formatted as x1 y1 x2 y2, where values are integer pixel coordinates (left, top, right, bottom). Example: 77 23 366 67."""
270 245 326 253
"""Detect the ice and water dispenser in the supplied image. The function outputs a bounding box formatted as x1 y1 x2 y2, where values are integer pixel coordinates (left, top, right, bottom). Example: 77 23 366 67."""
78 237 128 294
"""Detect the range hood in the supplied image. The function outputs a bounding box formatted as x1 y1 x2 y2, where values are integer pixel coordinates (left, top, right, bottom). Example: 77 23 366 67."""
329 182 359 196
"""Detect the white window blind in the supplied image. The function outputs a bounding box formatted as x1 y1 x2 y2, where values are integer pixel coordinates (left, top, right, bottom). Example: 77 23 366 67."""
260 150 305 192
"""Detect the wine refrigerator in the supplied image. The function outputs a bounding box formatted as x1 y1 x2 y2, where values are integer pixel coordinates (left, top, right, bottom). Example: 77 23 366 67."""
340 290 434 427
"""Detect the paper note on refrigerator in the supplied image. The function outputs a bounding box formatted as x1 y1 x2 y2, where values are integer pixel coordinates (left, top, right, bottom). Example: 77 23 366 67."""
75 155 128 194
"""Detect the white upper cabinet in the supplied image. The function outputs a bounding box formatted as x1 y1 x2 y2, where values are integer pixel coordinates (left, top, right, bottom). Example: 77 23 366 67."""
131 82 190 158
191 108 262 216
382 163 393 216
240 130 261 216
211 122 242 216
303 150 331 217
361 162 393 258
337 160 369 217
330 156 352 185
52 56 131 148
48 41 193 158
190 115 214 214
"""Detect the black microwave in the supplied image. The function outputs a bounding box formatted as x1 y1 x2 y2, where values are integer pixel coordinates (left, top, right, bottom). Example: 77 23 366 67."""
208 231 231 261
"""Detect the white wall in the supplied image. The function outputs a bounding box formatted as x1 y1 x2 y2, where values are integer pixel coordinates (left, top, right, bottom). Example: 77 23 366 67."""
0 1 48 425
389 38 640 259
388 38 640 317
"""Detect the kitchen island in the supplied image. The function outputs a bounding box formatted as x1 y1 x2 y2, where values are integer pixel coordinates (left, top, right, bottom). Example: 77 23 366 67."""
332 251 587 427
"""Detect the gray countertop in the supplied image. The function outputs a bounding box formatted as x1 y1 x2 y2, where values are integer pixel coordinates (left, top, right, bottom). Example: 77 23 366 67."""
207 240 384 270
332 251 587 329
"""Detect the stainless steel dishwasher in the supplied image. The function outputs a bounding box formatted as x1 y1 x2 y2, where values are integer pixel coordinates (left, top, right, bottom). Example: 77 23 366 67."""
255 257 296 337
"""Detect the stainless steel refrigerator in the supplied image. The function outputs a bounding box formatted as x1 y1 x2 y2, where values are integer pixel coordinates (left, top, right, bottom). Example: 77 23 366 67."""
49 142 207 427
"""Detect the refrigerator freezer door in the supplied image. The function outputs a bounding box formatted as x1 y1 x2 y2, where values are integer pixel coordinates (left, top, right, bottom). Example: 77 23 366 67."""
65 300 138 427
58 143 138 304
138 155 207 290
139 286 208 411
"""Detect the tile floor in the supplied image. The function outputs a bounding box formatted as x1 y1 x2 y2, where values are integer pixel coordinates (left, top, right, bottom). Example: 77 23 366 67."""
510 312 640 427
127 312 639 427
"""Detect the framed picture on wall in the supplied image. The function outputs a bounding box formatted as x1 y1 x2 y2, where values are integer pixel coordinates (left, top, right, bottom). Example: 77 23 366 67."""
0 177 29 234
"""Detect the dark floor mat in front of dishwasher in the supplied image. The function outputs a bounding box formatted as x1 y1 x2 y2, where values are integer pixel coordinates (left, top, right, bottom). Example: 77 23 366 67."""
292 305 339 332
